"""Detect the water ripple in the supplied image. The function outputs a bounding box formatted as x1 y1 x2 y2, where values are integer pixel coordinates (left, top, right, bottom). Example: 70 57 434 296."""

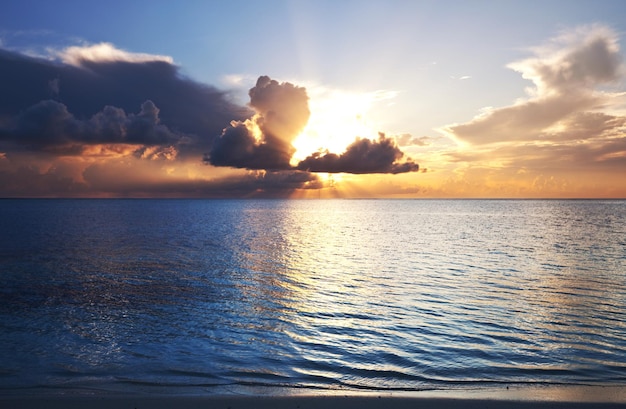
1 199 625 393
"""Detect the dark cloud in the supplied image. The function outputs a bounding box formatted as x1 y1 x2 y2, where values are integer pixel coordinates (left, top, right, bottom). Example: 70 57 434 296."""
297 133 419 174
1 99 180 154
0 47 250 158
0 44 421 197
208 121 295 170
1 47 419 174
208 75 310 170
209 77 420 174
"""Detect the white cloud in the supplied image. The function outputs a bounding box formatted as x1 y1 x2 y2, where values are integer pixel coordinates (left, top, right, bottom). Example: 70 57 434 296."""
508 24 622 97
444 25 624 146
56 42 174 66
221 74 248 87
450 75 472 80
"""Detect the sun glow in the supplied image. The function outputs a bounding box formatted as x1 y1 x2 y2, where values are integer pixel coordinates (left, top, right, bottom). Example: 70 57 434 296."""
291 87 386 164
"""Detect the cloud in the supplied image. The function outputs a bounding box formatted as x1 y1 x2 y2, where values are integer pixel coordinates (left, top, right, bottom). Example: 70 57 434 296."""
209 76 420 174
418 24 626 198
296 133 419 174
509 25 622 96
0 43 420 197
208 75 310 170
1 99 182 155
442 25 626 175
0 150 322 198
0 45 333 197
445 25 625 146
56 42 174 66
447 93 602 145
0 44 250 159
395 133 432 147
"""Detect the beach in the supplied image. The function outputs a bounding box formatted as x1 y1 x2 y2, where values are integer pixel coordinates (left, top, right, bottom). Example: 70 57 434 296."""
3 386 626 408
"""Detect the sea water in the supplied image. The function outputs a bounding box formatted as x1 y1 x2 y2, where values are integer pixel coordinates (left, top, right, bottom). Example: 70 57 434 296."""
0 199 625 395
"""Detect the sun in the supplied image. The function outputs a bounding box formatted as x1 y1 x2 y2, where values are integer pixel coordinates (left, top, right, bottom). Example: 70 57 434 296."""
290 87 382 165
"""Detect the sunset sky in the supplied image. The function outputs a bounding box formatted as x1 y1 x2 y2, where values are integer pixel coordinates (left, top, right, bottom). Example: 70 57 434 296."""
1 0 626 198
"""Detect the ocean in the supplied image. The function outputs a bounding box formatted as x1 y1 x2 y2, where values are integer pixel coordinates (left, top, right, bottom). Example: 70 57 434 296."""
0 199 625 395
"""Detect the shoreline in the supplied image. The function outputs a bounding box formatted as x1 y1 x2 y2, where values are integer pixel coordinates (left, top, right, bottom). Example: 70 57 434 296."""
3 385 626 408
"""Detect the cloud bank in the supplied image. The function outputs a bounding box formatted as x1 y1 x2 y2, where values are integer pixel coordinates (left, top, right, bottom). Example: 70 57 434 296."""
446 25 624 146
443 24 626 187
0 44 250 158
3 99 180 156
0 43 420 197
0 44 320 197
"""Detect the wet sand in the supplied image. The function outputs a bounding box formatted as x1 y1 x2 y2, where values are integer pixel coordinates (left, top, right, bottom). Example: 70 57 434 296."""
3 386 626 409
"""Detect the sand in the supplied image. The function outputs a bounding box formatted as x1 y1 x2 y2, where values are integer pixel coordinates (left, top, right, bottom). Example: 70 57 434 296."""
3 386 626 409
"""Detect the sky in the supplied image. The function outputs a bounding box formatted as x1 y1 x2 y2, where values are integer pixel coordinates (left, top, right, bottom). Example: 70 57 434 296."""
1 0 626 198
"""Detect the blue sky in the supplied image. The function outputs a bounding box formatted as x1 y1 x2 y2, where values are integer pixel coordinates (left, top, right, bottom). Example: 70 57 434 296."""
1 1 626 197
5 1 624 95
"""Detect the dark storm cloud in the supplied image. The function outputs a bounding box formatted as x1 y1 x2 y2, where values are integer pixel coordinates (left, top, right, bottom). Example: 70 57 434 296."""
208 75 310 170
2 99 180 154
208 121 295 170
0 47 250 157
297 133 419 174
0 44 421 197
